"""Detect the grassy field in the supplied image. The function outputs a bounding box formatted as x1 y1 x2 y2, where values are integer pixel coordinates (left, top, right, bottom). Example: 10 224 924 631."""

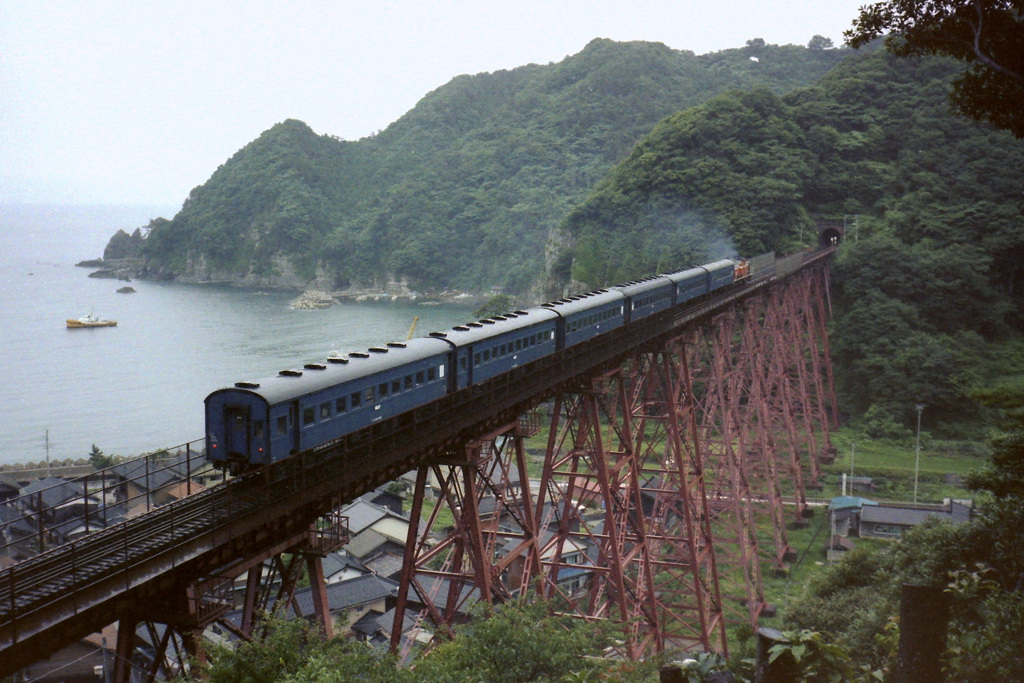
818 426 984 503
413 416 987 652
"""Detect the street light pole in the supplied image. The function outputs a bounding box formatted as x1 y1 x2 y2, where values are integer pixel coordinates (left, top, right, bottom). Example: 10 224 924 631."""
913 404 924 504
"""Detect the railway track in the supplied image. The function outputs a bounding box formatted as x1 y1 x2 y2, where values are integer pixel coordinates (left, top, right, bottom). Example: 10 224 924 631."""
0 246 835 675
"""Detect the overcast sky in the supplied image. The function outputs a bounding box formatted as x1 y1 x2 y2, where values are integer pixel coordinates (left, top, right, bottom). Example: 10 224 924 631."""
1 0 869 208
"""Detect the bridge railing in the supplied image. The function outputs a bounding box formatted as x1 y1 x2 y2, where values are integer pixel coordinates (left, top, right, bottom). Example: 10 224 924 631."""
1 246 838 673
0 439 222 562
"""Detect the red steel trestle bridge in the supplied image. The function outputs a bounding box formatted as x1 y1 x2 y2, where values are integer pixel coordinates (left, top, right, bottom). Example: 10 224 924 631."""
0 246 837 680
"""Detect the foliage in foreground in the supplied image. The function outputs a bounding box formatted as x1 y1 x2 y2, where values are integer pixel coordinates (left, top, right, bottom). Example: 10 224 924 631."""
846 0 1024 138
785 424 1024 681
194 600 658 683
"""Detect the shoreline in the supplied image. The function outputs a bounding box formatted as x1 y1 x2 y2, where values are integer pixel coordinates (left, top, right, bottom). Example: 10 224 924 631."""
77 258 492 308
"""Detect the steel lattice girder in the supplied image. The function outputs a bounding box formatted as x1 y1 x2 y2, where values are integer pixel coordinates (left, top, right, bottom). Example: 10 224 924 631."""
392 261 837 659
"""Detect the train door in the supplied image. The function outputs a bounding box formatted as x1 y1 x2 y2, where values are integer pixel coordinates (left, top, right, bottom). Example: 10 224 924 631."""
224 405 250 459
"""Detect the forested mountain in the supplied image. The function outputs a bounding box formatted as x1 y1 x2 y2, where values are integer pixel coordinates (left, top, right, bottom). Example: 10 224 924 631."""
134 38 848 294
559 47 1024 433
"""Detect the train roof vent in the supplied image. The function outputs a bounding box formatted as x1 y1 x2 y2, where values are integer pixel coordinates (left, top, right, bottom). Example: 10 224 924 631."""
349 351 370 358
429 331 449 337
386 341 407 348
541 302 555 308
304 363 326 370
481 319 496 325
327 356 349 364
467 322 484 328
492 315 507 321
235 381 261 389
279 369 303 377
515 310 529 315
453 325 471 332
368 347 388 354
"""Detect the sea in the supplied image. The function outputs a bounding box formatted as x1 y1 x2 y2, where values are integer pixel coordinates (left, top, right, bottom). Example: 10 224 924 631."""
0 204 470 467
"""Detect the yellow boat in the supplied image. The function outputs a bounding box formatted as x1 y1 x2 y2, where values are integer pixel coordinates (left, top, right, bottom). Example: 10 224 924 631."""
66 314 117 328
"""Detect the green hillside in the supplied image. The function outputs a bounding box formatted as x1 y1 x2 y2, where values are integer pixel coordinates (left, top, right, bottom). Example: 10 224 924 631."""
136 38 848 294
560 47 1024 433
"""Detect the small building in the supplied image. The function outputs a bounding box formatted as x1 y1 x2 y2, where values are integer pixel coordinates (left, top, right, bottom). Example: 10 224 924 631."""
322 550 370 585
15 623 117 682
0 475 21 504
859 500 973 539
827 496 878 537
340 499 412 566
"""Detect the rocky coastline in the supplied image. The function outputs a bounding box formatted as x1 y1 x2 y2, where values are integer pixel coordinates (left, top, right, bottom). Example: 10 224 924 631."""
77 256 490 308
79 228 511 309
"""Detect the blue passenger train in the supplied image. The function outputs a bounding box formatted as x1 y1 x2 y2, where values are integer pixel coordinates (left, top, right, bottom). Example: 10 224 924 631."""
206 257 751 472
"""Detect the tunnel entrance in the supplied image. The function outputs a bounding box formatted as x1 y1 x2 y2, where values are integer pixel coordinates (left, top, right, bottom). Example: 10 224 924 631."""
819 227 843 246
815 216 853 246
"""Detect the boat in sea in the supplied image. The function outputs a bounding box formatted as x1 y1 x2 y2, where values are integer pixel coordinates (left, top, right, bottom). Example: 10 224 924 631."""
66 314 117 329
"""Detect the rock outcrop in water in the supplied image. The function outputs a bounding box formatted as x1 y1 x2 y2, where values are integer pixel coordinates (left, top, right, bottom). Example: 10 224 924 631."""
289 290 335 309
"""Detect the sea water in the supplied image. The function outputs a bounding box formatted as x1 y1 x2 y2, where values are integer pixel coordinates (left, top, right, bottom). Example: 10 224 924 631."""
0 204 469 466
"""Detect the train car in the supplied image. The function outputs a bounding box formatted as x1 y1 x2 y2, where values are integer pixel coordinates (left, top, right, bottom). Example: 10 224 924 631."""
206 254 756 471
205 336 452 470
704 259 738 292
541 289 625 349
612 276 674 323
428 308 560 389
663 266 711 306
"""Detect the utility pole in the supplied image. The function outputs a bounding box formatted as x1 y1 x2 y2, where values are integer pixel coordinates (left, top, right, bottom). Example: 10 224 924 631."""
913 405 924 504
45 429 51 477
849 442 856 487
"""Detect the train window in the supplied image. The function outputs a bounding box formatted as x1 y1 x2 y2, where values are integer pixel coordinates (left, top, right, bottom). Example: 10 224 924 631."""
392 379 401 393
276 416 288 435
473 352 480 365
427 367 436 380
303 407 315 426
416 370 425 384
254 420 264 439
405 374 414 389
336 397 347 413
320 403 331 419
515 339 522 350
483 350 490 361
351 392 361 407
458 357 466 371
378 383 388 398
500 344 506 355
365 387 375 403
438 364 445 378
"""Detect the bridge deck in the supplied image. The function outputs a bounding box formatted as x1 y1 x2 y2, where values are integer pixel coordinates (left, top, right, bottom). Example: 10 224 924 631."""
0 247 833 675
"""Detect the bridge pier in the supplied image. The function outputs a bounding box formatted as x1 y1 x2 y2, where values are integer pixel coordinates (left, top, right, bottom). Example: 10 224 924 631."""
390 258 836 656
105 507 347 683
3 251 837 677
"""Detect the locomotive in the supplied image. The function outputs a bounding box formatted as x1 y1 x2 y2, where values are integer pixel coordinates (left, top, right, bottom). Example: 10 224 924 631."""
206 258 746 471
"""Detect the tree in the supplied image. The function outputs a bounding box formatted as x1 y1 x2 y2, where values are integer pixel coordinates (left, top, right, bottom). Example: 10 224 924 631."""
808 35 835 50
473 294 514 319
412 600 624 683
88 444 115 470
845 0 1024 137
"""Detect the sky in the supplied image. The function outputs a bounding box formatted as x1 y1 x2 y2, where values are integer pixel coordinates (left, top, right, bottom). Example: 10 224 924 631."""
1 0 870 209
